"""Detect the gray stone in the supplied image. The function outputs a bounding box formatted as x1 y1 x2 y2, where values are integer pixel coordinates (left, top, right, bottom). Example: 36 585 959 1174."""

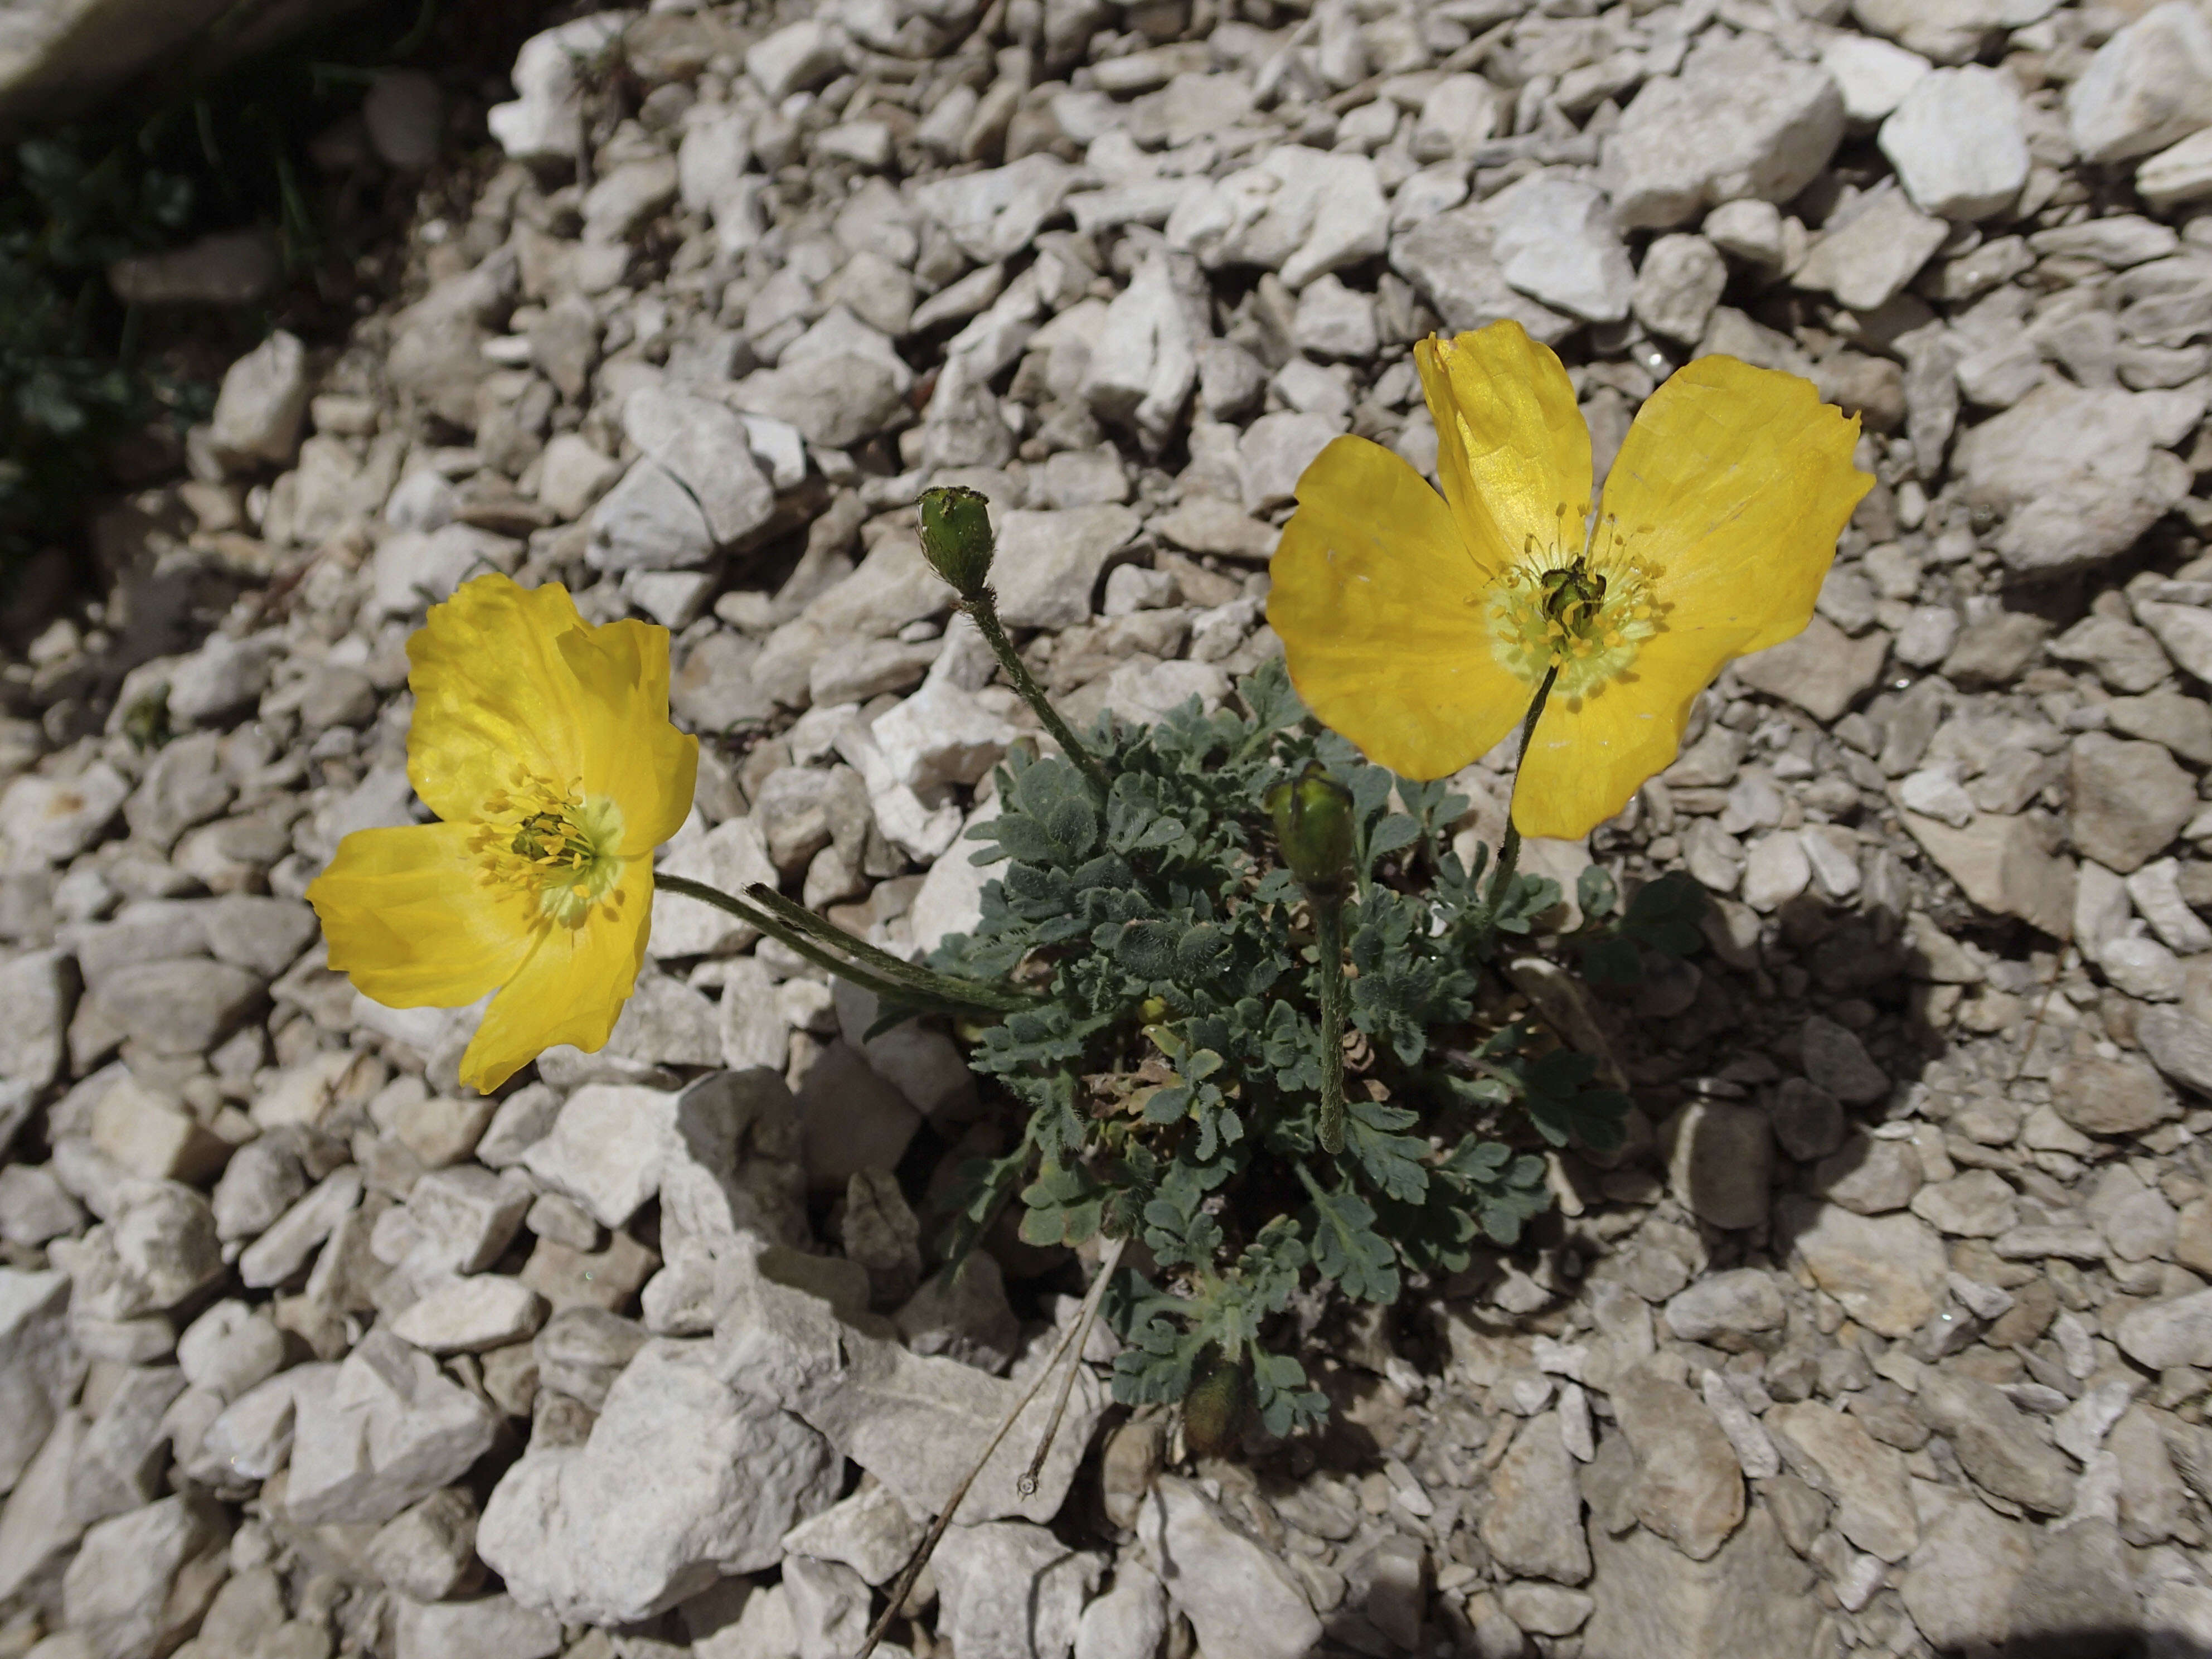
797 1040 921 1196
1822 33 1930 122
1813 1134 1922 1215
2068 1 2212 165
1900 809 2077 938
1733 614 1888 722
2 765 129 869
392 1594 564 1659
1776 1197 1948 1338
2072 732 2195 873
533 1307 648 1409
1763 1402 1917 1562
780 1479 923 1586
1879 66 2030 220
209 330 309 467
61 1494 227 1659
0 948 72 1093
588 459 716 573
57 1185 223 1319
2119 1289 2212 1370
1916 1370 2078 1514
624 388 778 548
478 1338 840 1626
2138 1010 2212 1100
1581 1508 1825 1659
1477 1409 1591 1584
1794 189 1947 311
1632 234 1728 346
487 13 629 163
1955 383 2193 575
0 1410 85 1605
1389 204 1573 343
1137 1476 1322 1659
0 1270 84 1492
523 1083 678 1229
69 1362 186 1524
1800 1015 1890 1104
1911 1168 2019 1237
1600 32 1845 229
370 523 523 618
366 1485 479 1602
285 1330 498 1526
391 1275 547 1355
659 1068 809 1259
716 1272 1105 1525
935 1520 1103 1659
991 505 1143 630
1665 1270 1785 1342
1662 1098 1771 1230
1898 1491 2034 1652
1081 251 1204 453
1483 173 1634 324
1612 1362 1744 1560
2006 1519 2142 1655
1074 1561 1168 1659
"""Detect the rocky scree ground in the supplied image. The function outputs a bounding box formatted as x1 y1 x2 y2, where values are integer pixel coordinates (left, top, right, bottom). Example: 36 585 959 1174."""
10 0 2212 1655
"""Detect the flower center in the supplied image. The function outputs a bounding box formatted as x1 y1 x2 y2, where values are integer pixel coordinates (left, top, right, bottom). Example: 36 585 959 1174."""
470 769 627 930
1486 509 1666 703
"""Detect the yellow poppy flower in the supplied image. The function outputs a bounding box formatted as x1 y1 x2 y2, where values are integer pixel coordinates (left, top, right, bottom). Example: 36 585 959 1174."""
307 574 697 1092
1269 321 1873 840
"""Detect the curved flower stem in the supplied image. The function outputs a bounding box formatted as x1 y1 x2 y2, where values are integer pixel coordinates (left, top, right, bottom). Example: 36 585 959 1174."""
1478 663 1561 943
1314 895 1350 1154
653 874 1032 1016
736 881 1037 1013
963 591 1114 799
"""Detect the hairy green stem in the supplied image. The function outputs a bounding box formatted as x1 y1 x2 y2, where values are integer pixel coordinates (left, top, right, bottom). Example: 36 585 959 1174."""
1479 664 1560 939
964 593 1114 798
1314 896 1349 1155
654 873 1027 1016
738 881 1038 1013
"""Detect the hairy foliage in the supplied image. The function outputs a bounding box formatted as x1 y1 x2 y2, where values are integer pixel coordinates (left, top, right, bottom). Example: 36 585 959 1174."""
925 659 1702 1437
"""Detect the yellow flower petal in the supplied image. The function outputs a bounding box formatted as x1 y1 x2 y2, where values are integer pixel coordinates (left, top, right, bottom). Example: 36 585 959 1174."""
406 575 594 823
1598 353 1872 656
560 618 698 857
457 855 656 1092
307 822 537 1007
1512 620 1760 840
1269 434 1533 780
1416 323 1592 573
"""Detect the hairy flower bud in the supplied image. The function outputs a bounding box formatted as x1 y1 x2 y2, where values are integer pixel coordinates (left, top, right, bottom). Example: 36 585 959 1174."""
1181 1346 1251 1458
1266 761 1355 899
919 484 996 601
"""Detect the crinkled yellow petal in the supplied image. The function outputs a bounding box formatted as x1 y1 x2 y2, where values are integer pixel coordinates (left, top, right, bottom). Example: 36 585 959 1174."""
457 855 656 1092
1269 434 1533 780
1598 354 1872 655
406 575 594 823
1512 621 1761 841
1416 323 1592 573
559 618 698 857
306 822 537 1007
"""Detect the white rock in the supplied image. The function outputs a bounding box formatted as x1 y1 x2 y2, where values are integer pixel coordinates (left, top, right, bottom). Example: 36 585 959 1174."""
2068 1 2212 166
1081 250 1204 452
1483 173 1634 324
1632 234 1728 345
1601 32 1845 229
1793 188 1948 310
747 18 847 102
391 1276 547 1355
624 388 777 547
0 1270 84 1492
523 1084 679 1229
588 459 716 573
370 523 523 617
2139 128 2212 211
653 817 779 961
780 1480 924 1586
659 1068 809 1259
935 1521 1103 1659
393 1594 564 1659
717 1272 1105 1525
478 1339 840 1625
1 764 129 870
914 156 1075 264
1879 66 2030 221
487 13 633 163
992 505 1143 630
1821 35 1930 123
188 1364 324 1487
284 1331 498 1526
208 331 309 467
1413 74 1499 160
908 798 1000 955
1137 1476 1322 1659
871 680 1019 794
61 1493 227 1659
1167 147 1388 290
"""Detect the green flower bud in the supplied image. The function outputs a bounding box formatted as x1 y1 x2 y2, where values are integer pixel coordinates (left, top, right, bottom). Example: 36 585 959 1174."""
919 485 996 600
1266 761 1355 899
1181 1346 1250 1458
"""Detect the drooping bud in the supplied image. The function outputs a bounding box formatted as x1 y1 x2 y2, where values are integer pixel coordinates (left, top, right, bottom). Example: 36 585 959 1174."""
1265 761 1355 900
1181 1345 1251 1458
919 485 996 601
